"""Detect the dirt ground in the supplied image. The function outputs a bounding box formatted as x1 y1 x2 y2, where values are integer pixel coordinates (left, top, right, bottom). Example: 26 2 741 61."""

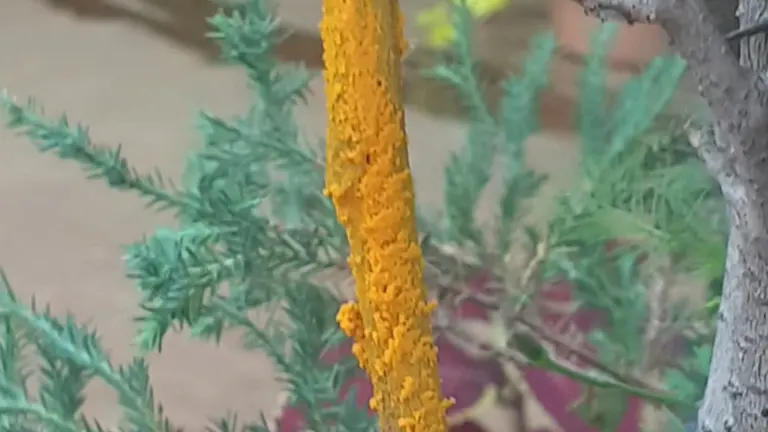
0 0 596 430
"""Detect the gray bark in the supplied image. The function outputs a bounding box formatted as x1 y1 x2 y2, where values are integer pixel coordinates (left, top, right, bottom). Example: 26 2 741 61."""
578 0 768 431
739 0 768 69
703 0 740 53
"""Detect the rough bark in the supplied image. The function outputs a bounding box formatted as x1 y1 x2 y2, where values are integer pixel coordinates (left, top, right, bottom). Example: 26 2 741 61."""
703 0 740 54
575 0 768 431
739 0 768 70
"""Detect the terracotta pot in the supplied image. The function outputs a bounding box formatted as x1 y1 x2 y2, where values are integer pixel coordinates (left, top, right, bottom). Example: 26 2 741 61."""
549 0 669 70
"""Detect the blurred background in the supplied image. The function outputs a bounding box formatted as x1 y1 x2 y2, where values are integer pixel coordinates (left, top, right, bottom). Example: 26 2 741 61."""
0 0 692 430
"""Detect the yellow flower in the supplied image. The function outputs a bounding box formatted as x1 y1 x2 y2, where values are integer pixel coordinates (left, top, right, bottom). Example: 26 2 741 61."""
464 0 511 18
416 0 511 48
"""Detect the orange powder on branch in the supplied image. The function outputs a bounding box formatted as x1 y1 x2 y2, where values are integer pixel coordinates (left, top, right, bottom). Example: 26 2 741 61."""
319 0 452 431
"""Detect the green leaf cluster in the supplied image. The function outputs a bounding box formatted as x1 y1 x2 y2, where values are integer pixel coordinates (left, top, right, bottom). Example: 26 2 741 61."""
0 1 362 430
417 5 721 429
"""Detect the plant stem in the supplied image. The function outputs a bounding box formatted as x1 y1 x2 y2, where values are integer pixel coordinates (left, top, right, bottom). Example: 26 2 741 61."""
319 0 451 431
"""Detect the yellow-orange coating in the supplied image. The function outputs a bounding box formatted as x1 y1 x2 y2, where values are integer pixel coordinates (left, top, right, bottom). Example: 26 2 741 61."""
319 0 452 430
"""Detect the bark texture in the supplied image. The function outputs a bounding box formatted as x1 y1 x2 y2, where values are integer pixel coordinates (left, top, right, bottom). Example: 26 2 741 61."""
739 0 768 69
703 0 740 53
576 0 768 431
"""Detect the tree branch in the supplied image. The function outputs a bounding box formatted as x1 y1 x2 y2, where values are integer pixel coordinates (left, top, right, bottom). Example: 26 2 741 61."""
578 0 768 133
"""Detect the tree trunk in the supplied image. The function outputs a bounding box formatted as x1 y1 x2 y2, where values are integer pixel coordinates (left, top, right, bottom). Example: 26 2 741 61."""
739 0 768 70
696 3 768 431
699 205 768 431
703 0 740 53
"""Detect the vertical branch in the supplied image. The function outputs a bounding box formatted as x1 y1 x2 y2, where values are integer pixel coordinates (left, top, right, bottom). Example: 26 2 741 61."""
319 1 451 431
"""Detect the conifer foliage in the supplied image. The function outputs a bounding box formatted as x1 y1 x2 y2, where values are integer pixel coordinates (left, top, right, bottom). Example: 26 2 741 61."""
0 0 721 431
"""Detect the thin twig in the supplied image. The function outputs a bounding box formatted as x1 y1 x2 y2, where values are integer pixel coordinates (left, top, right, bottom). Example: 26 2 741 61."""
506 231 549 318
515 318 654 393
642 265 671 372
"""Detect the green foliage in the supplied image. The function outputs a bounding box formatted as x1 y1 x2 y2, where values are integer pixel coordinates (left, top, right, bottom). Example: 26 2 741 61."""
419 4 720 429
0 1 360 430
0 272 173 431
0 0 721 431
421 5 551 256
663 345 711 411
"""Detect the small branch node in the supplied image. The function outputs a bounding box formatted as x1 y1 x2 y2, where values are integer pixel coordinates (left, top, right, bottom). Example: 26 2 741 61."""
581 0 659 25
684 120 741 194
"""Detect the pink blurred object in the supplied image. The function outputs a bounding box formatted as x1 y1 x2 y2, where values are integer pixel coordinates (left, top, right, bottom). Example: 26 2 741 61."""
277 334 507 432
521 280 642 432
277 268 647 432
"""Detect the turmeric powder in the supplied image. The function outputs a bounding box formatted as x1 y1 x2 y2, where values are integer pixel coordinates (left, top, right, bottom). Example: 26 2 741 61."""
319 0 451 430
